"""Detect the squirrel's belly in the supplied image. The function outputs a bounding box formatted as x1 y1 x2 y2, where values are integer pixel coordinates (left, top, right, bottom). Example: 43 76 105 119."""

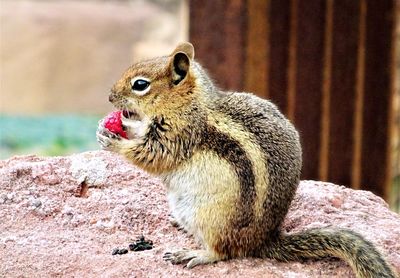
161 150 241 245
167 190 197 232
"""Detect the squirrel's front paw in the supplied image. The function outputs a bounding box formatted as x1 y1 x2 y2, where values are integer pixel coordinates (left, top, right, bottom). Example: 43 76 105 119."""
96 120 123 152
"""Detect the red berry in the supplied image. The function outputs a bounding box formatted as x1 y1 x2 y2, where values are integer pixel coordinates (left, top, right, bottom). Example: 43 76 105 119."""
103 111 128 139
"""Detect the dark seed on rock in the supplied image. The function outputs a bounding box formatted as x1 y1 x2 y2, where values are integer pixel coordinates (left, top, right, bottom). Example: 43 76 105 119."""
112 248 120 255
128 235 154 252
118 248 128 255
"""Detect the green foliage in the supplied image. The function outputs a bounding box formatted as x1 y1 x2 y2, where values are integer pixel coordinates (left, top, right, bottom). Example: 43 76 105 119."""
0 114 101 158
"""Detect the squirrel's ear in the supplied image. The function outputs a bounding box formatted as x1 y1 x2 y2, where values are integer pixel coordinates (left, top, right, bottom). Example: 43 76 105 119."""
170 43 194 85
171 42 194 60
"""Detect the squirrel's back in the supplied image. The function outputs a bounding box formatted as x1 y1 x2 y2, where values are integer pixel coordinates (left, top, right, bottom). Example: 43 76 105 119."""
211 91 302 232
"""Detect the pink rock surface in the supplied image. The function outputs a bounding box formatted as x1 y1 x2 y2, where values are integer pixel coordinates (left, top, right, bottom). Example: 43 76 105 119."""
0 151 399 277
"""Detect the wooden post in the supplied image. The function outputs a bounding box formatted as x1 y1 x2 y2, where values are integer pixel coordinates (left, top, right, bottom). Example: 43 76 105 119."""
189 0 247 90
291 0 326 181
360 0 396 198
327 0 361 188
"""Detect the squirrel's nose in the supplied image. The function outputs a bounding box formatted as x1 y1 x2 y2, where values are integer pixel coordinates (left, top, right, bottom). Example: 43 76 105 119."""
109 93 116 103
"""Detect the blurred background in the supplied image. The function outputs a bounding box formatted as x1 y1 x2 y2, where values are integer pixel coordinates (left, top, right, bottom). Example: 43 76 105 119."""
0 0 187 156
0 0 399 211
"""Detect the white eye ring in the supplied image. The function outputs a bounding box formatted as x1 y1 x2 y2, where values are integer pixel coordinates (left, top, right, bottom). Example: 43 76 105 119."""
130 76 151 96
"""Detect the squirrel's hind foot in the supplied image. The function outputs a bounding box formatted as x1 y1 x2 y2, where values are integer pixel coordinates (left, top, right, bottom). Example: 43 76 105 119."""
163 249 222 269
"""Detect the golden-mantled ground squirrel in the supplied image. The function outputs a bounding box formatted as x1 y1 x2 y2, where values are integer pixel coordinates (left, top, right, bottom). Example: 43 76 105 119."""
97 42 396 277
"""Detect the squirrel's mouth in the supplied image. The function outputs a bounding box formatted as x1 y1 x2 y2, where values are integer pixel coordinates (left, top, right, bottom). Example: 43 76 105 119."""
122 109 140 121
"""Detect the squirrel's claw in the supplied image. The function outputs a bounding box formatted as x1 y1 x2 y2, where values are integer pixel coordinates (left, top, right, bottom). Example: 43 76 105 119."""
163 249 221 269
96 124 121 151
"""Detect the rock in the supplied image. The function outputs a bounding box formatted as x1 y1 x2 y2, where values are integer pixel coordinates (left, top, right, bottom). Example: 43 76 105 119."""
0 194 6 204
69 153 108 186
30 198 42 208
0 151 399 277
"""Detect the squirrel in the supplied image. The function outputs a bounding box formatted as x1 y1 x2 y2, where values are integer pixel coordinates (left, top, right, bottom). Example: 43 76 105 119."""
96 42 396 278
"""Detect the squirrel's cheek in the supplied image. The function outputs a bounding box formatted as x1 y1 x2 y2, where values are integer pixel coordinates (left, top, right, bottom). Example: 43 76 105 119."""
122 118 149 139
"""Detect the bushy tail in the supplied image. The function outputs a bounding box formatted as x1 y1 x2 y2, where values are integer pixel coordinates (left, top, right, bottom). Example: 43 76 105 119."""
264 227 396 278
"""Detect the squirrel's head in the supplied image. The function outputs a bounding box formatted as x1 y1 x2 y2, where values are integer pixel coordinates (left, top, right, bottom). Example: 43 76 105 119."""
109 42 197 124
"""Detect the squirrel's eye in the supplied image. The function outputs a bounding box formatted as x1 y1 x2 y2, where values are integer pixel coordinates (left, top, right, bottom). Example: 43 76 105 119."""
132 79 150 91
130 77 151 96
